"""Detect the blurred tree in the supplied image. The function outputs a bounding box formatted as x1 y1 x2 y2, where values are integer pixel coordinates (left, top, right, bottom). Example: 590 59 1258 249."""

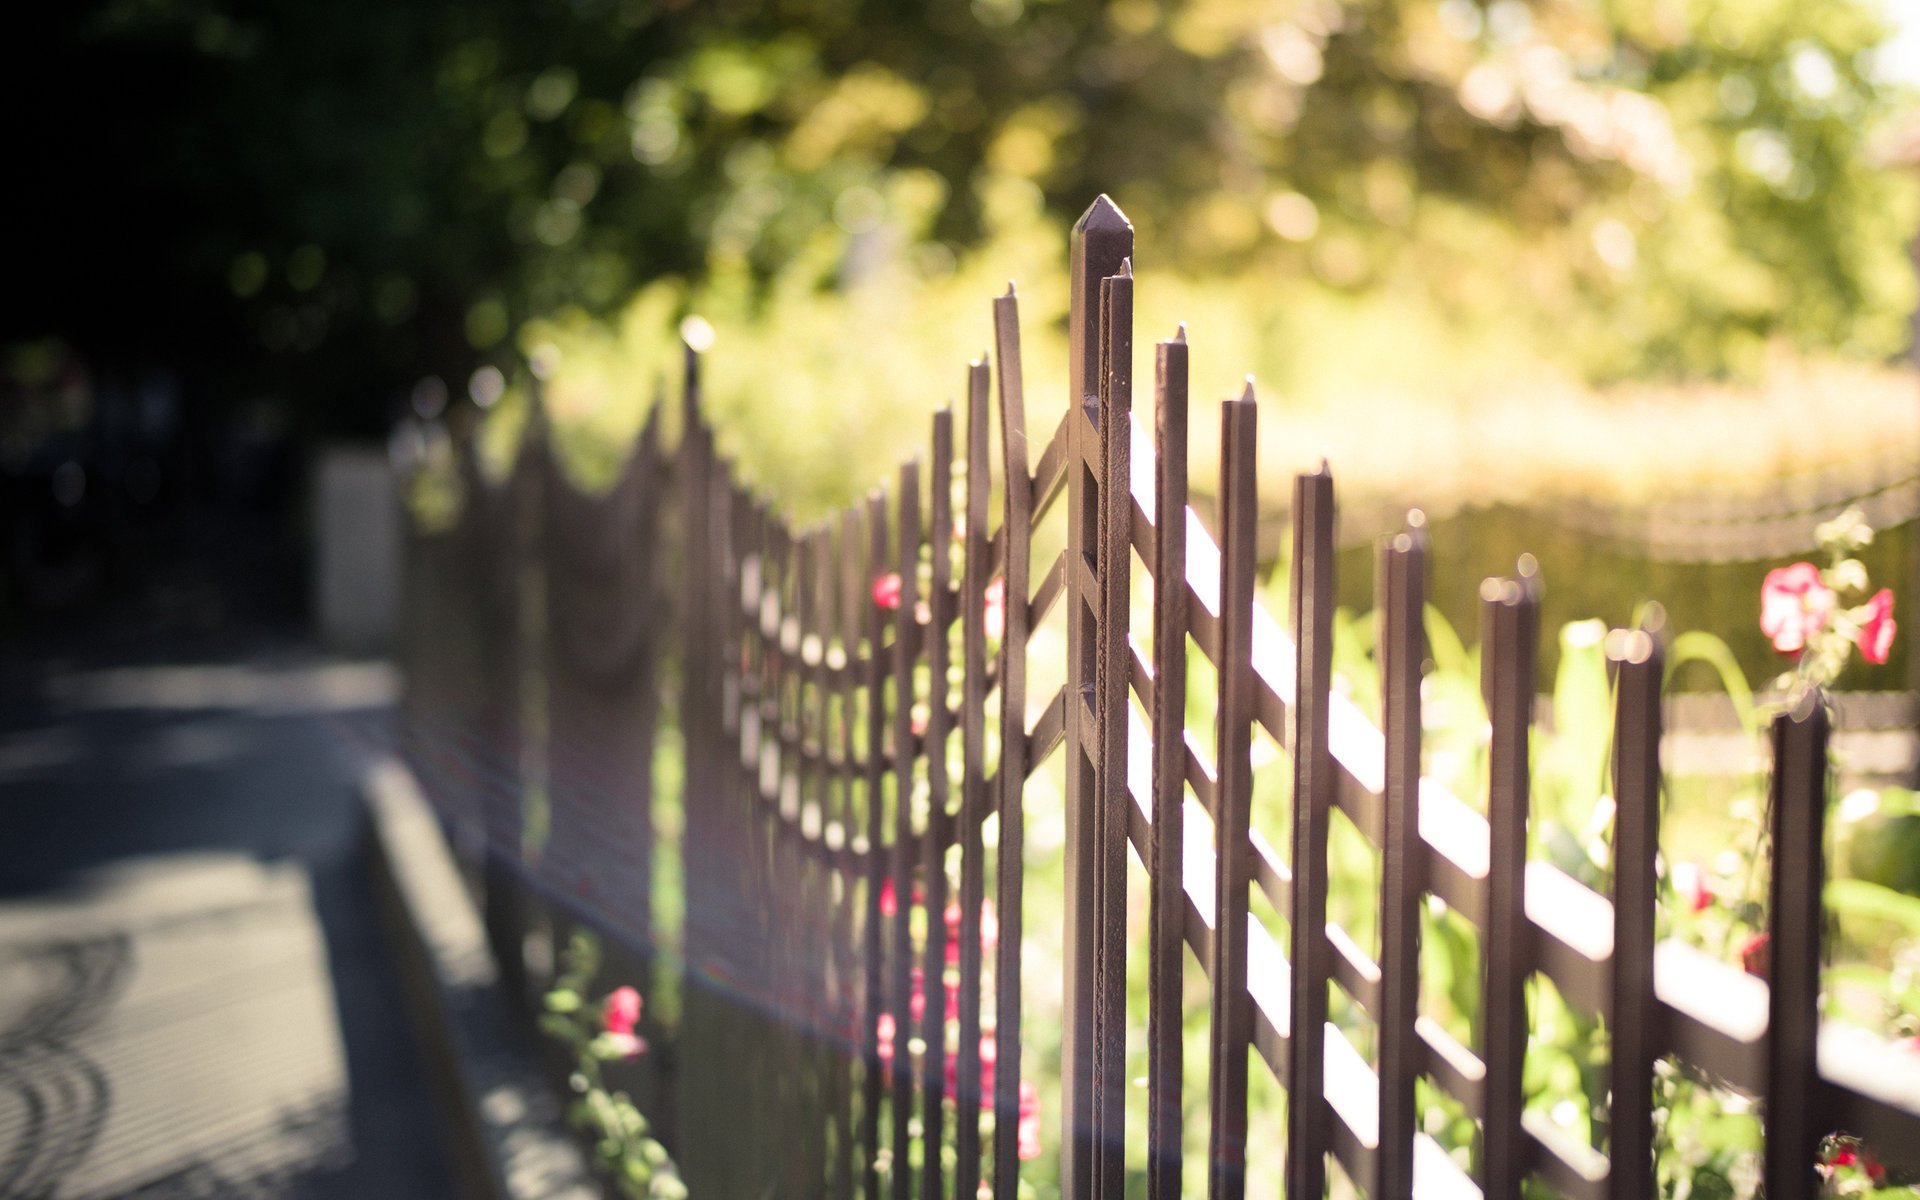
3 0 1912 435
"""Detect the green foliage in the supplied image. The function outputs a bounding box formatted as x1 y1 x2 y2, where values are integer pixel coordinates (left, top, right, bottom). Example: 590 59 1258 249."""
19 0 1917 434
541 931 686 1200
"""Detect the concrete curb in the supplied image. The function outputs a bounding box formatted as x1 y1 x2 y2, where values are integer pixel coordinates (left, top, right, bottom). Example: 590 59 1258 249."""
361 757 601 1200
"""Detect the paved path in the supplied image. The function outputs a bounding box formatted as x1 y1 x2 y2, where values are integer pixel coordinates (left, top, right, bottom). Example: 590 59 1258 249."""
0 645 454 1199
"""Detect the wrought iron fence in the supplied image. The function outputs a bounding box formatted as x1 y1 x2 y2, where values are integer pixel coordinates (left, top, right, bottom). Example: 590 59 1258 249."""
399 195 1920 1199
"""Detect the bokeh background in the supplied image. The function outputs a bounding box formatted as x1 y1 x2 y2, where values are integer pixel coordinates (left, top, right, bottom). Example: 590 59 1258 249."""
8 0 1920 675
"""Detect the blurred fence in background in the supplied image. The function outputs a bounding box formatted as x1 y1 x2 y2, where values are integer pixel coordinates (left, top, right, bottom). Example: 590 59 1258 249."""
399 197 1920 1199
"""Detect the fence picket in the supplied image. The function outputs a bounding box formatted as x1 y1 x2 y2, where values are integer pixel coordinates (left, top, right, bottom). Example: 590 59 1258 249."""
1480 563 1539 1200
1146 330 1190 1200
889 460 922 1200
955 358 993 1198
1376 514 1429 1200
1063 196 1132 1199
1608 622 1663 1200
1764 693 1831 1200
862 490 891 1200
1206 388 1257 1200
834 507 864 1200
991 286 1032 1199
1285 462 1336 1200
921 410 956 1200
1092 265 1135 1195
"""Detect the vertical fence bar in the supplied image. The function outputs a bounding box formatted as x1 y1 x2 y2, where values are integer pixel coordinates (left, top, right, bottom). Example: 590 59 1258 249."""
830 509 861 1200
1480 564 1539 1200
1063 196 1133 1200
1285 461 1336 1200
955 358 993 1199
1146 329 1189 1200
889 461 922 1200
991 287 1033 1197
803 526 834 1196
1092 264 1135 1195
1376 514 1428 1200
1207 387 1258 1200
1608 621 1662 1200
921 410 956 1200
1763 692 1830 1200
862 490 891 1200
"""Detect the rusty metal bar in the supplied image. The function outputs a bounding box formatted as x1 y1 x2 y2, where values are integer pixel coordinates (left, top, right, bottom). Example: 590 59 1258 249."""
1481 562 1539 1200
991 285 1032 1197
1286 461 1336 1200
1608 621 1662 1200
1207 387 1257 1200
1146 329 1189 1200
888 460 921 1200
954 359 992 1198
1090 264 1134 1196
1376 514 1428 1200
919 411 955 1200
861 489 890 1200
1061 193 1132 1200
1763 693 1830 1200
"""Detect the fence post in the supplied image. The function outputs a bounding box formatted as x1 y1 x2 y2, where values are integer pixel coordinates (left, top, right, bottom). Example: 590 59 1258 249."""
1146 328 1190 1200
1207 387 1258 1200
1377 514 1428 1200
1608 622 1663 1200
954 358 993 1198
1062 194 1132 1200
861 489 891 1200
1763 692 1830 1200
920 409 956 1200
888 459 922 1200
990 287 1033 1198
1285 461 1335 1200
1480 562 1539 1200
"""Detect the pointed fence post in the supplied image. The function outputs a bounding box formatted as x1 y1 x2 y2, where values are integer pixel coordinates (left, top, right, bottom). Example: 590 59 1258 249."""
1061 194 1132 1200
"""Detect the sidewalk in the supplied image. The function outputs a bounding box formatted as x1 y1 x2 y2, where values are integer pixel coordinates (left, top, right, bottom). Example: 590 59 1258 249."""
0 648 454 1199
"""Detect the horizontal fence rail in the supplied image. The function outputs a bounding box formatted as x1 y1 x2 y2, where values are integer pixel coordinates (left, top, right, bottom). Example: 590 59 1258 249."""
399 195 1920 1198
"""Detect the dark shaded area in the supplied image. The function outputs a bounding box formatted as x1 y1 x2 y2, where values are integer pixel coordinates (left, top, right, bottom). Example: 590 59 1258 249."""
0 547 455 1197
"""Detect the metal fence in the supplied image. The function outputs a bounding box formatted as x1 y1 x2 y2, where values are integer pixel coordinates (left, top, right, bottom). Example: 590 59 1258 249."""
399 195 1920 1199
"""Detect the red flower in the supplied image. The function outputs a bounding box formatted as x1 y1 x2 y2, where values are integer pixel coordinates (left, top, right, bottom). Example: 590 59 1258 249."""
879 878 897 918
1760 563 1835 656
1739 931 1769 980
1672 862 1712 913
872 572 903 611
1857 587 1897 665
603 986 642 1036
1823 1140 1886 1184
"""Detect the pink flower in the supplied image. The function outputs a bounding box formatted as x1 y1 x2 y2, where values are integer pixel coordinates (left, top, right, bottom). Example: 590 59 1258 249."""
1017 1080 1042 1160
603 1031 646 1059
873 572 902 611
984 577 1007 641
1760 562 1834 656
603 986 641 1036
876 1012 896 1064
1858 587 1897 665
879 878 897 918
